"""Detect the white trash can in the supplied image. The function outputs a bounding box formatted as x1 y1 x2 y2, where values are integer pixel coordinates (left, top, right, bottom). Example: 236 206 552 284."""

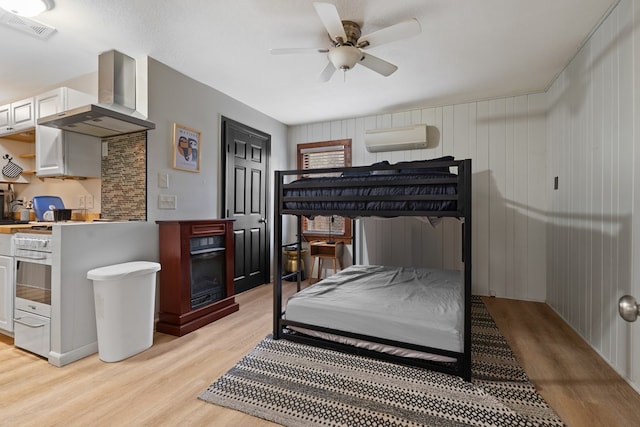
87 261 161 362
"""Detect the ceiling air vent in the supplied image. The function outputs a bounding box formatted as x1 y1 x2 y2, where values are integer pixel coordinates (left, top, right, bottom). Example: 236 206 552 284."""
0 9 56 39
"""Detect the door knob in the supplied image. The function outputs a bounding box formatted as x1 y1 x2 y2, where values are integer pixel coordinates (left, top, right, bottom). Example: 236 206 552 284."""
619 295 639 322
258 217 267 224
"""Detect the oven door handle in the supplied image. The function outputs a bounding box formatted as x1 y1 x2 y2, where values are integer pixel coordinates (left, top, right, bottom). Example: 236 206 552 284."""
14 317 47 328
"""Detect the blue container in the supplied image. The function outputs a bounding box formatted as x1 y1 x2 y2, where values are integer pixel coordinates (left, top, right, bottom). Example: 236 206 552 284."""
32 196 65 221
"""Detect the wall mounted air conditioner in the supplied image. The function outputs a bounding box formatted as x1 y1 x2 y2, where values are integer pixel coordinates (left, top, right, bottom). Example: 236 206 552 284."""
364 124 428 152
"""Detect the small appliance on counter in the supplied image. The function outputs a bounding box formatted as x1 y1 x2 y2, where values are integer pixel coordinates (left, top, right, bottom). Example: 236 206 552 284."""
0 184 15 220
20 200 31 222
0 186 31 224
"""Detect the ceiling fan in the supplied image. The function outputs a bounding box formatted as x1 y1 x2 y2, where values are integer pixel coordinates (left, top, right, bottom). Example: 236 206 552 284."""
271 2 421 82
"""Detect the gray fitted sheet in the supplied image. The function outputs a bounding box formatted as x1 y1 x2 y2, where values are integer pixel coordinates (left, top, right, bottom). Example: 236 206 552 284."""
285 265 464 353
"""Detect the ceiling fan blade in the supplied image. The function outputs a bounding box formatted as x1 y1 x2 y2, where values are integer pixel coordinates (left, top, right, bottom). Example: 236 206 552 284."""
318 61 337 82
270 48 329 55
359 52 398 76
358 18 421 49
313 2 347 43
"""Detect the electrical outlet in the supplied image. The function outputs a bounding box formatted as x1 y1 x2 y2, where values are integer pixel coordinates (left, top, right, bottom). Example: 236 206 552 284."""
78 195 86 209
85 195 94 209
158 194 177 209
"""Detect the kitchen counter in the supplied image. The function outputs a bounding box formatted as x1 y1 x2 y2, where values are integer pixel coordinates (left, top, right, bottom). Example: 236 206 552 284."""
49 220 157 366
0 213 101 234
0 224 39 234
0 221 101 234
1 220 158 365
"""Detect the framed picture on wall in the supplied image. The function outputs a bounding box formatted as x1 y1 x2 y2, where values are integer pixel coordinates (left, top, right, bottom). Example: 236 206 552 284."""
172 123 201 172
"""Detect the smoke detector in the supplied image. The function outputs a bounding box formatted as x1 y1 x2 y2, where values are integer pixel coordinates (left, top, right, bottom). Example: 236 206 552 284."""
0 8 55 39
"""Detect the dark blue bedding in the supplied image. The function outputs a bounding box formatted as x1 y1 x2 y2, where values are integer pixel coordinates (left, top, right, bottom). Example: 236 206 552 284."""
283 171 458 214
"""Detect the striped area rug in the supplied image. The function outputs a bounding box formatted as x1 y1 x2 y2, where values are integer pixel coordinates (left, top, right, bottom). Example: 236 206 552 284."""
199 297 563 426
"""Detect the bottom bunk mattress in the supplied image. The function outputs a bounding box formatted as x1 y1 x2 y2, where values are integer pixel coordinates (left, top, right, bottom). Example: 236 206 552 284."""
284 265 464 357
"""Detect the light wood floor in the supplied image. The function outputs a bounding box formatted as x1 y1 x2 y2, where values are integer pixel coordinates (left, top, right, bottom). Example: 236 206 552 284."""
1 283 639 426
483 297 640 426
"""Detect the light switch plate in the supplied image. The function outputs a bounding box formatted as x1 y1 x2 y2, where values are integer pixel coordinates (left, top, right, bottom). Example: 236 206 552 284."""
158 173 169 189
158 194 177 209
78 195 86 209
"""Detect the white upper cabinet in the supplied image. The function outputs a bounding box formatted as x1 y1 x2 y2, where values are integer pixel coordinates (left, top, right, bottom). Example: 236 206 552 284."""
36 127 101 178
35 87 94 119
35 88 99 178
0 97 35 136
0 104 10 130
36 89 66 119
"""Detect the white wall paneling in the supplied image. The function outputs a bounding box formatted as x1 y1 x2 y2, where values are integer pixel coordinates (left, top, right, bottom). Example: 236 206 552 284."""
546 0 639 389
289 94 547 301
286 0 640 390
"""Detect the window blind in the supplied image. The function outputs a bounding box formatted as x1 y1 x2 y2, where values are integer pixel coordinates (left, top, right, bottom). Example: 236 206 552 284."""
297 140 352 239
301 145 345 176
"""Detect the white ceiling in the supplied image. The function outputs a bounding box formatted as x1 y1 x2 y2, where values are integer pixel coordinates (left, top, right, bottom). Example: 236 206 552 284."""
0 0 618 125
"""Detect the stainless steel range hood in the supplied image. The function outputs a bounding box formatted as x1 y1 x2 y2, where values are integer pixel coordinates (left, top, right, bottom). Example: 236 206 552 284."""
38 104 155 137
37 50 155 138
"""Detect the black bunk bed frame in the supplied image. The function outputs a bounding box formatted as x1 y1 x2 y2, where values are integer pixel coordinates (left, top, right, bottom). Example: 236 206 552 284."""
273 158 472 381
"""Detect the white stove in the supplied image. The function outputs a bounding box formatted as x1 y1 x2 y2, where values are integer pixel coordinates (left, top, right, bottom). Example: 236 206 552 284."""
13 232 53 358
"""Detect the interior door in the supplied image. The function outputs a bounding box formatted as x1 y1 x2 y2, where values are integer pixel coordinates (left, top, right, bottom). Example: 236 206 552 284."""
222 117 270 294
631 187 640 390
635 278 640 390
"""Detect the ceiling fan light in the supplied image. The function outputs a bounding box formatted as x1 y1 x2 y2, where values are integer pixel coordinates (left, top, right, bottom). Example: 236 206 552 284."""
0 0 49 17
328 46 362 70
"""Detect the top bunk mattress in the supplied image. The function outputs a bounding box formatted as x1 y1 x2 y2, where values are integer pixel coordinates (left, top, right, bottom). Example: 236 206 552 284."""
278 157 471 217
284 265 464 353
283 171 458 214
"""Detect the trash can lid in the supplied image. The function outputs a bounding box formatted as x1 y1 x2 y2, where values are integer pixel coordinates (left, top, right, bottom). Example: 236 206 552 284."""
87 261 161 281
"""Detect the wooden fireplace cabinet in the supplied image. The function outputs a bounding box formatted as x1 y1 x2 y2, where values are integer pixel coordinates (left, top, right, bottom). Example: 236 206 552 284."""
155 219 238 336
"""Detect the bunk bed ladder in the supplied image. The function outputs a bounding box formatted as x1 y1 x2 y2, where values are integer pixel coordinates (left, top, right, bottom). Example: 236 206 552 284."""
279 222 304 290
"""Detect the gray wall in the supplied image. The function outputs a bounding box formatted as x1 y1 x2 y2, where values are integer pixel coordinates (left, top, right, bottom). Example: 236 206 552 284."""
146 57 288 223
145 57 289 262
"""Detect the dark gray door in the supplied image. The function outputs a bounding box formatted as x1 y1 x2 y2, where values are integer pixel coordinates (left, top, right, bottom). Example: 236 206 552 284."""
222 117 270 294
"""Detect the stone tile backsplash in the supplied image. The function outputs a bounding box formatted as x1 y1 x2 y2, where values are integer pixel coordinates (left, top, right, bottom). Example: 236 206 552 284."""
101 131 146 221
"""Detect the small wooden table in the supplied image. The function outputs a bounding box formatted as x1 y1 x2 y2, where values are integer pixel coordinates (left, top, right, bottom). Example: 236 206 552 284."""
309 241 344 282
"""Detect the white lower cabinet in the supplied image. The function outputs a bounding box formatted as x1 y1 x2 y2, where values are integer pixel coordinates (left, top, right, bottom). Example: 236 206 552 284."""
0 254 14 333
